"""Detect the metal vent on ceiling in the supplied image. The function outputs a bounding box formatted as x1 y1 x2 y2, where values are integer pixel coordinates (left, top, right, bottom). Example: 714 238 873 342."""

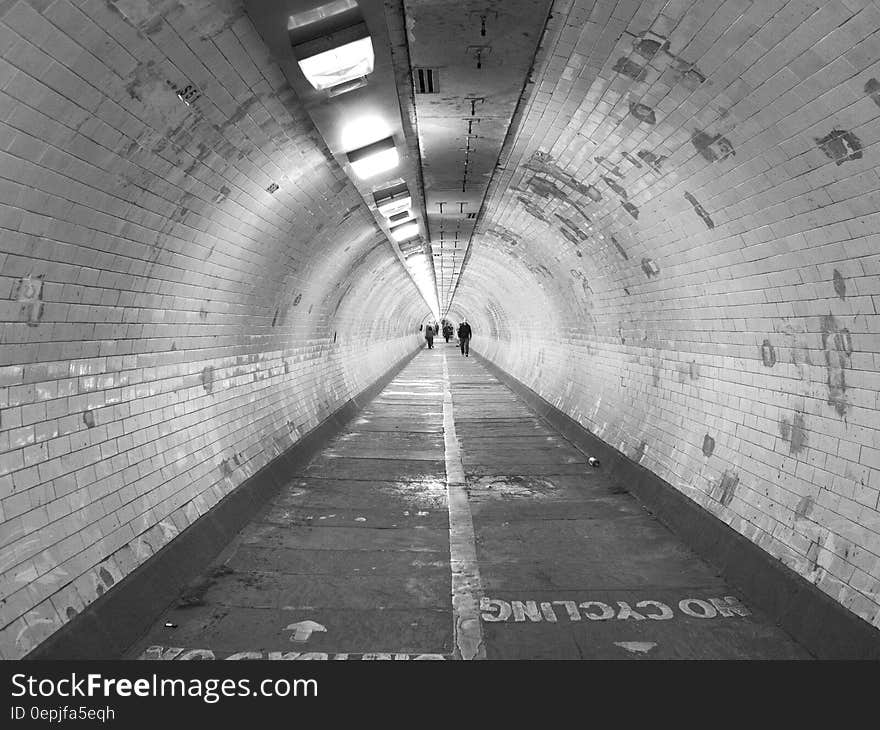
414 67 438 94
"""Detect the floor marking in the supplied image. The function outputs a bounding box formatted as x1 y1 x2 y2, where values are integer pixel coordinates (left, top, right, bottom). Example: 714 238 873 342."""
478 596 751 622
615 641 657 654
139 646 449 660
442 351 486 660
285 620 327 642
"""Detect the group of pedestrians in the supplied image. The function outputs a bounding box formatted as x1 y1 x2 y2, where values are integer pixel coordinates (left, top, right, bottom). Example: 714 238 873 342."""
422 320 472 356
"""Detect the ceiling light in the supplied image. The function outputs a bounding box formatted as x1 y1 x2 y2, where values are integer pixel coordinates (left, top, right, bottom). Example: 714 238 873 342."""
376 191 412 218
288 1 358 31
293 22 374 91
390 221 419 241
341 116 389 150
347 137 398 179
388 209 412 223
400 238 423 254
327 76 368 97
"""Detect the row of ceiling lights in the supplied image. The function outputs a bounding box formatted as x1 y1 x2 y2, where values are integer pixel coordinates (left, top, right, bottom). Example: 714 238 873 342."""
290 2 421 245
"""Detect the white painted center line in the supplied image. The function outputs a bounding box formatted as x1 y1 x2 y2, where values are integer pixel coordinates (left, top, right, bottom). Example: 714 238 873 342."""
441 351 486 660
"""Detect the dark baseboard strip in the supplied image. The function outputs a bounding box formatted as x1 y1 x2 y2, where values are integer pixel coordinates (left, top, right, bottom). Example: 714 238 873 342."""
473 350 880 660
26 347 422 660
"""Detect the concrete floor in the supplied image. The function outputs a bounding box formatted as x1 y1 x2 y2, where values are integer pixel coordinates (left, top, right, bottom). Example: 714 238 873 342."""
131 342 810 660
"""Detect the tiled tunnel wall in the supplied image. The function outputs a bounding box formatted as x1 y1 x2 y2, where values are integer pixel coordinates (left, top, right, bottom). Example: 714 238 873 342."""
0 0 425 658
454 0 880 632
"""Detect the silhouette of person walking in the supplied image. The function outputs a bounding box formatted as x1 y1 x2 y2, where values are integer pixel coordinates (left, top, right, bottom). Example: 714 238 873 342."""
425 324 434 349
457 320 472 357
443 323 453 342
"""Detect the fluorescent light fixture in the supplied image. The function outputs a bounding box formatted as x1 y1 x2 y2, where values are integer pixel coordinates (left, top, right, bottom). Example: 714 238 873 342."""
288 1 359 31
327 76 368 97
388 209 412 223
374 183 411 217
347 137 398 179
390 221 419 242
400 238 423 255
293 22 374 91
377 193 412 218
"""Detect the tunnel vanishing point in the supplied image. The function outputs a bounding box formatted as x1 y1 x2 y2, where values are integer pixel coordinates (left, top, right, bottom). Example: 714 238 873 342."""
1 0 880 661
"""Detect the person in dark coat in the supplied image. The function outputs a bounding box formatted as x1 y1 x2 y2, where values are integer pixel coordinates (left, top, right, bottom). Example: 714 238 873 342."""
457 320 472 356
425 324 434 349
443 323 453 342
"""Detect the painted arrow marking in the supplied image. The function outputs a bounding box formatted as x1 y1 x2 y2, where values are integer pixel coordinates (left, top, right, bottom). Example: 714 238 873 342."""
614 641 657 654
286 620 327 642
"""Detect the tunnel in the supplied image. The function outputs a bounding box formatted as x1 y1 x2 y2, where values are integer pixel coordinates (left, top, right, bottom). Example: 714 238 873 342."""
1 0 879 662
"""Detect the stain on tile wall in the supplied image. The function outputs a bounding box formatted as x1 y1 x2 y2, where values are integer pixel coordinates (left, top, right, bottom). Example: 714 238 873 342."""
702 434 715 458
613 56 647 81
815 130 863 166
610 235 629 260
832 269 847 300
628 101 656 125
691 130 735 163
683 192 714 229
820 314 852 418
12 275 45 327
621 201 640 219
641 258 660 278
779 413 808 455
864 78 880 107
637 150 666 171
714 471 740 508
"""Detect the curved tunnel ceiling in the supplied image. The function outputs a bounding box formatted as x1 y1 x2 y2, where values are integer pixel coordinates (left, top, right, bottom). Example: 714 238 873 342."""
0 0 879 657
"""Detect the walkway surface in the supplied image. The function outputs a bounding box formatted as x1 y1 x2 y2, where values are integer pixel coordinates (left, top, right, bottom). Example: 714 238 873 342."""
130 343 810 660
